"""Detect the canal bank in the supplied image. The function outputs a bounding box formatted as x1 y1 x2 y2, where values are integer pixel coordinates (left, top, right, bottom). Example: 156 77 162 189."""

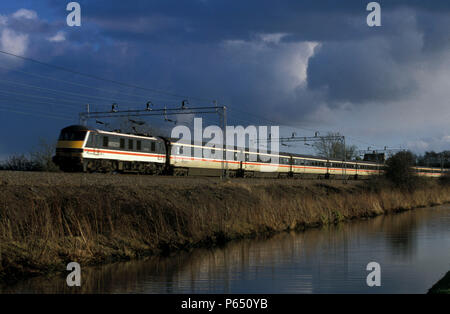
1 171 450 283
2 205 450 293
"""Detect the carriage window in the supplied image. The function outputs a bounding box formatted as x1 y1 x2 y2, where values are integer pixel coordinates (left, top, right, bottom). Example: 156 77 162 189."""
103 136 109 147
179 146 183 154
136 140 142 151
151 142 156 152
128 139 133 150
120 138 125 149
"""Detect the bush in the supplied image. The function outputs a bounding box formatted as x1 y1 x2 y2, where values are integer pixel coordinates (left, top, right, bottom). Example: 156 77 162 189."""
384 151 419 189
439 171 450 186
1 155 38 171
0 139 59 172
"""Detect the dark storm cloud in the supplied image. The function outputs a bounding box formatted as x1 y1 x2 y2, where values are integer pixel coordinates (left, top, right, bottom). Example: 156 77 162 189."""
8 0 450 116
45 1 450 111
2 0 450 155
44 0 450 43
306 7 450 105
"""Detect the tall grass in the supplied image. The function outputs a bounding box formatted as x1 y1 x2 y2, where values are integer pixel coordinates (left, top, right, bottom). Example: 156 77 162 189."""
1 176 450 283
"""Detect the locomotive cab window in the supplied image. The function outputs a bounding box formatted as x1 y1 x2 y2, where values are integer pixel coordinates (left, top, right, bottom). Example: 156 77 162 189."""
59 130 86 141
151 142 156 152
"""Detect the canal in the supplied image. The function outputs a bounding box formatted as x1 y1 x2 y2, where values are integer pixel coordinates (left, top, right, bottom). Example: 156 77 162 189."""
2 205 450 294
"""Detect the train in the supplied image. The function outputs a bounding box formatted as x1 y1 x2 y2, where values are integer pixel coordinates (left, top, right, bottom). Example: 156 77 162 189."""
52 125 446 179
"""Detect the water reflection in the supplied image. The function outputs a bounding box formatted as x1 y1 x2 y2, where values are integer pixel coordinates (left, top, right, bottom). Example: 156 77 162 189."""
2 206 450 294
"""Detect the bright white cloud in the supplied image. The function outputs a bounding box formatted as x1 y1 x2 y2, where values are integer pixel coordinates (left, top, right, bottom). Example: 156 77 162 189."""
259 33 288 44
222 34 318 89
48 31 66 43
12 9 38 20
0 9 40 66
0 29 28 55
280 41 318 89
407 135 450 153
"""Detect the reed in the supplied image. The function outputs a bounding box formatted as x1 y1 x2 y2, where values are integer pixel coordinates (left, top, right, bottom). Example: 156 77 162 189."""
1 172 449 283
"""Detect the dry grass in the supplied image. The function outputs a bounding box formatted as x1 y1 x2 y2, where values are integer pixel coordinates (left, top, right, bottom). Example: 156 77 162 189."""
1 171 450 283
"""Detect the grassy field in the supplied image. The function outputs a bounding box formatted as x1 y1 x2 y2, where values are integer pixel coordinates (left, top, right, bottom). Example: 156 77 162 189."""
1 171 450 283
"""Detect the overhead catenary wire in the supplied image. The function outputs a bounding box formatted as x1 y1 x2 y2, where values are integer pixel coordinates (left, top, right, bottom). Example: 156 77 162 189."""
0 96 81 117
0 104 74 121
0 98 75 118
0 51 356 135
228 108 379 148
0 49 214 102
0 64 187 107
0 86 181 115
0 89 88 110
0 64 165 101
0 49 383 150
0 78 148 107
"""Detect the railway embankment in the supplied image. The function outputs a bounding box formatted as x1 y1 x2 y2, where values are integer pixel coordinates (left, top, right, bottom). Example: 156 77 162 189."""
1 171 450 283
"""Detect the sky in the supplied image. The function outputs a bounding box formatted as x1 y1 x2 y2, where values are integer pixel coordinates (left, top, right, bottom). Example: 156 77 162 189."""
0 0 450 159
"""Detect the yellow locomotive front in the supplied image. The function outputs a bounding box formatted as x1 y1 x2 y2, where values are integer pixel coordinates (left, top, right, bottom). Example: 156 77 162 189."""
53 125 89 171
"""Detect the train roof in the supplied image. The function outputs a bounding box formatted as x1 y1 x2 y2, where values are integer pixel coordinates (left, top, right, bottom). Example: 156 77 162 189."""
60 125 162 141
61 125 91 132
169 137 382 165
95 129 161 141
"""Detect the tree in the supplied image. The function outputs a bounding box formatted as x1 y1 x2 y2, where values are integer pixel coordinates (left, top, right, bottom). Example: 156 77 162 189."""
30 139 59 172
417 151 450 168
384 151 417 187
312 132 357 160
